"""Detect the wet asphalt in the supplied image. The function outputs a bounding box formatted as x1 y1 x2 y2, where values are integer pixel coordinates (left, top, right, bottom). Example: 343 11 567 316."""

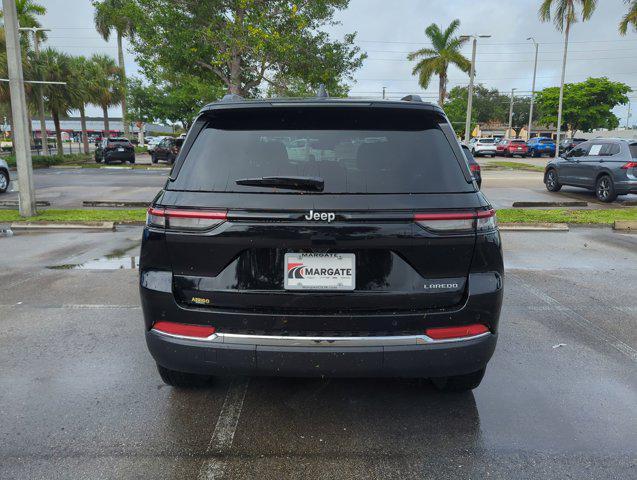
0 226 636 479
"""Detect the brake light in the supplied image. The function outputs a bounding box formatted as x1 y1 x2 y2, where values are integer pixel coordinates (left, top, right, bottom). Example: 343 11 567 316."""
414 209 496 232
146 207 227 231
470 164 481 172
425 324 489 340
621 162 637 169
153 321 216 338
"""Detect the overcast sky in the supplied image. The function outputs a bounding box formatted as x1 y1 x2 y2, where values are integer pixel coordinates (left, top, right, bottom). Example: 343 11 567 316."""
38 0 637 124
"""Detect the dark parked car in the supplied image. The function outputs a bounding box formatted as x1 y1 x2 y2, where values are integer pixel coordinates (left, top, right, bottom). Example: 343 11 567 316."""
545 138 637 202
527 137 556 157
558 137 587 155
496 139 528 157
140 94 503 392
461 144 482 188
151 137 184 164
94 137 135 164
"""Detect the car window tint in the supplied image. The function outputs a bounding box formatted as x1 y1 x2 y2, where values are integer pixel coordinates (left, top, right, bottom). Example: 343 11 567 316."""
170 107 474 194
606 143 620 156
630 144 637 159
569 142 591 157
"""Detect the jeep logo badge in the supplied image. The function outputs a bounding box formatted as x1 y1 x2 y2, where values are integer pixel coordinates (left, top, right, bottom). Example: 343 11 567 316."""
304 209 336 222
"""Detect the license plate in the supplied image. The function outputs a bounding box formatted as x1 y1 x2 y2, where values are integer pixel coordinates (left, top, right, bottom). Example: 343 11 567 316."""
284 253 355 290
117 147 124 152
517 147 522 150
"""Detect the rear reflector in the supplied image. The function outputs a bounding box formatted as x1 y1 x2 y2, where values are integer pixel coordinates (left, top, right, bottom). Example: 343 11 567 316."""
414 209 496 232
425 324 489 340
153 321 216 338
146 207 227 231
621 161 637 169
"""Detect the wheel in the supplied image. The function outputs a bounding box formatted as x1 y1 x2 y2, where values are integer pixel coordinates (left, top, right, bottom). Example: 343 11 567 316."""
531 149 538 158
151 153 158 164
129 158 135 164
595 175 617 203
471 148 477 156
545 169 562 192
95 154 102 163
0 170 8 193
169 155 176 165
157 364 213 388
432 368 485 392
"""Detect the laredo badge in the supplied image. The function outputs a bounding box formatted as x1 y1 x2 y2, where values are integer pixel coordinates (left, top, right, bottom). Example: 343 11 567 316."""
190 297 210 305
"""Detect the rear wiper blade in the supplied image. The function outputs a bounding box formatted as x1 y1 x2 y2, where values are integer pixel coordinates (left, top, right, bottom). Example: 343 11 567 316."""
235 176 324 191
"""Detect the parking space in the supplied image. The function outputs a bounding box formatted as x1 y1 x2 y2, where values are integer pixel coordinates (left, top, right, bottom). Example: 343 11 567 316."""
1 227 635 479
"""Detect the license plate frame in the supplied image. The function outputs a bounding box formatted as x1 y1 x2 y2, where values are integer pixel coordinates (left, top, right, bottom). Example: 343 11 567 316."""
284 253 355 291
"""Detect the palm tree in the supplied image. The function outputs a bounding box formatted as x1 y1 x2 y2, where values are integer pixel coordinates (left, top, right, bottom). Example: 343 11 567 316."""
88 54 123 137
68 56 93 154
407 20 471 106
539 0 597 157
93 0 136 138
0 0 48 45
620 0 637 34
37 49 81 153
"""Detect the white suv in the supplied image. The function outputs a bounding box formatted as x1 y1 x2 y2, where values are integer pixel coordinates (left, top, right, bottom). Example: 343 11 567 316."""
0 158 10 193
469 138 497 157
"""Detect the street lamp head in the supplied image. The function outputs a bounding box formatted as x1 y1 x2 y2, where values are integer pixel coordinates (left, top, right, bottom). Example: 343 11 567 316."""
459 35 471 40
479 35 492 38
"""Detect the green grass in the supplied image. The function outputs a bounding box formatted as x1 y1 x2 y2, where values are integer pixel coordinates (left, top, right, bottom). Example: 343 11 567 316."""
2 207 636 226
497 208 637 224
0 209 146 223
489 161 544 172
4 153 93 168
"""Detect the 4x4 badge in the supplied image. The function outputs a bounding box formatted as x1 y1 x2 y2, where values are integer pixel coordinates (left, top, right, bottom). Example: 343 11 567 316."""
304 210 335 222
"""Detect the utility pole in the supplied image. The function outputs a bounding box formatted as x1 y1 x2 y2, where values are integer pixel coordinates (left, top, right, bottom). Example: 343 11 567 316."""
527 37 539 141
382 86 386 99
20 27 51 156
3 0 36 216
507 88 517 138
627 102 632 129
461 34 491 144
555 21 571 159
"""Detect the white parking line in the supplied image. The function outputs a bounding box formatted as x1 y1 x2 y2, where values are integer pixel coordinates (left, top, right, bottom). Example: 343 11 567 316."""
511 273 637 362
198 376 250 480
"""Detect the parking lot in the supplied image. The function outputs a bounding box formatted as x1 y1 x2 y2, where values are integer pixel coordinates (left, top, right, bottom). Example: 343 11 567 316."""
3 155 637 210
1 226 635 479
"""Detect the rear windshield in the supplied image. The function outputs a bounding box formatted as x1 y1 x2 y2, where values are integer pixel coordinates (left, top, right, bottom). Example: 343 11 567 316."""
511 140 526 144
630 143 637 159
479 138 495 144
540 139 554 144
170 108 472 194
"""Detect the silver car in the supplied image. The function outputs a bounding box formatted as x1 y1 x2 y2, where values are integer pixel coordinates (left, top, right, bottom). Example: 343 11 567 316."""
0 158 9 193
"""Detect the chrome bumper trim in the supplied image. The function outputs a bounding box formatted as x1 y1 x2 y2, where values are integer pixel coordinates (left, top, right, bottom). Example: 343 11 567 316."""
151 330 491 347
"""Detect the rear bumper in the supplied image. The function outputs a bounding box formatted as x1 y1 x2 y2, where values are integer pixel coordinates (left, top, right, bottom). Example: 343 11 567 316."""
146 329 497 378
615 179 637 195
105 151 135 161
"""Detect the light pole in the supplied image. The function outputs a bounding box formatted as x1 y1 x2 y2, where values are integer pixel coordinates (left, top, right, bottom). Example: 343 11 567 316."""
460 34 491 144
3 0 36 216
19 27 51 156
382 86 386 99
527 37 538 141
507 88 517 138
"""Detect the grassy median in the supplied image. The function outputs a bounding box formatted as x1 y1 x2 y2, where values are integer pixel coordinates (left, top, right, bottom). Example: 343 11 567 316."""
488 161 545 172
1 208 636 225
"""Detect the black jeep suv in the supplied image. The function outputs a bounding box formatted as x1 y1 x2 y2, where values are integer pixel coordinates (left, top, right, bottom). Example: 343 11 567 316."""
140 95 503 391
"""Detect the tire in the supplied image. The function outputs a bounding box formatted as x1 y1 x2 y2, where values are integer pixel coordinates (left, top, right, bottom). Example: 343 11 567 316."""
129 157 135 164
95 154 102 163
151 154 158 164
545 169 562 192
471 148 477 156
157 364 214 388
432 368 485 392
595 175 617 203
0 170 8 193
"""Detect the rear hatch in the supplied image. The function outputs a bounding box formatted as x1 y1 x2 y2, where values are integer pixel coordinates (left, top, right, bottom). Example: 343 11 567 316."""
156 105 485 320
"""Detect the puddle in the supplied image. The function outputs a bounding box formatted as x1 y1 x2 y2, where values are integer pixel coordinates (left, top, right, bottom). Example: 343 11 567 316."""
48 255 138 270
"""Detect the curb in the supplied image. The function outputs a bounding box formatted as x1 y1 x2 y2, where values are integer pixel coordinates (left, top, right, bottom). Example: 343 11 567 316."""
512 201 588 208
0 200 50 207
10 221 115 231
50 165 82 170
499 222 569 231
101 166 133 170
83 201 149 208
613 220 637 231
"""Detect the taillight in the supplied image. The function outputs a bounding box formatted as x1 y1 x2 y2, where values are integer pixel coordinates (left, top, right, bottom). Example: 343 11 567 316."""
414 209 496 233
153 321 216 339
425 323 489 340
470 164 481 172
146 207 227 231
621 162 637 169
